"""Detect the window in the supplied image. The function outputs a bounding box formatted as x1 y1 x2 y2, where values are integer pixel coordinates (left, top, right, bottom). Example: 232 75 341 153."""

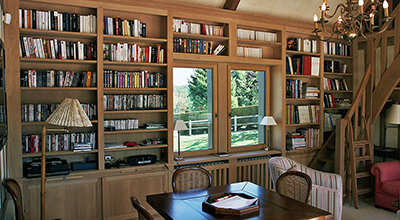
230 69 266 148
173 67 213 153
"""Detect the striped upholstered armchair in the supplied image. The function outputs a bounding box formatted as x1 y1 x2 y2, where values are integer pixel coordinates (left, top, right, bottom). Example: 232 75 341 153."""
268 157 343 220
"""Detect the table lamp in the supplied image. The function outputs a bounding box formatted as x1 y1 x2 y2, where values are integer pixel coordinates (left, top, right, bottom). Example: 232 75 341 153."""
174 120 188 161
40 98 93 220
386 103 400 124
260 116 277 151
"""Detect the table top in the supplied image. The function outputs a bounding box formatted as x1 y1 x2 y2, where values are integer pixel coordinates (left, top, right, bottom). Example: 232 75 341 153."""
146 181 333 220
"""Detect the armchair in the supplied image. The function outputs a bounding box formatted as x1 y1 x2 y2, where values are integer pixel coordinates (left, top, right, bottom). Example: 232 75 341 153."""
268 156 343 220
371 161 400 211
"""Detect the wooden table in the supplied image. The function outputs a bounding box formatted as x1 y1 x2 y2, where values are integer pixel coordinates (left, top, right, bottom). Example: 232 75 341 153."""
147 181 333 220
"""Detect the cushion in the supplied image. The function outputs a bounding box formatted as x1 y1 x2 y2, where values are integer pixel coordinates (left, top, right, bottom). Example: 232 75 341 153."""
381 180 400 195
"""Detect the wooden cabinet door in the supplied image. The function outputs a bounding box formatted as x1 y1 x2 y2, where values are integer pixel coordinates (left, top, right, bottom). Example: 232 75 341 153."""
102 170 169 220
21 177 102 220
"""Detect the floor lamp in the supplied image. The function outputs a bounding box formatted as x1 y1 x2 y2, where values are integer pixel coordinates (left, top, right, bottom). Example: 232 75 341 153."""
260 116 277 151
174 120 188 161
41 98 93 220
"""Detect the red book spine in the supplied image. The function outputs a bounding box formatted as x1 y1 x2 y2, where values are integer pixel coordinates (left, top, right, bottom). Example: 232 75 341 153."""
30 135 35 153
145 47 149 63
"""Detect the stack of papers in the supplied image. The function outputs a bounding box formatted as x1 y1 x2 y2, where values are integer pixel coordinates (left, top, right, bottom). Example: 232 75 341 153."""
211 195 257 210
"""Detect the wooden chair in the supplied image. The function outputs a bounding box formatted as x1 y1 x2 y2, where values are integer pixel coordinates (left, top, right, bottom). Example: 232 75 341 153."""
2 178 25 220
275 171 312 204
172 166 212 192
130 196 154 220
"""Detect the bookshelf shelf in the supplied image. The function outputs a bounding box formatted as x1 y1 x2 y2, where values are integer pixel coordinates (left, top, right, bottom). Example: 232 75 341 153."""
104 144 167 152
236 39 281 47
21 87 97 91
324 54 352 59
20 57 97 64
103 60 167 67
324 72 353 76
286 98 320 101
21 120 98 126
286 75 320 78
324 108 350 111
286 122 320 127
103 88 167 92
325 90 353 93
103 109 168 114
173 32 229 42
20 28 97 39
173 53 281 65
22 149 99 158
286 147 321 154
103 35 167 44
104 128 168 135
286 50 320 56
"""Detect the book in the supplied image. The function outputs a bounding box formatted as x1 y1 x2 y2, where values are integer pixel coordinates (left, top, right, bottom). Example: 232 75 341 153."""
214 153 229 157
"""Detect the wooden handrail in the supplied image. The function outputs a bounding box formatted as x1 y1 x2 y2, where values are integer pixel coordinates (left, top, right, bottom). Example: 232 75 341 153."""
344 64 372 122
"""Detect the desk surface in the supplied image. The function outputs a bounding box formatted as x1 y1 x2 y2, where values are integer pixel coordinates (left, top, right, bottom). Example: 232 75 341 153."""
147 181 333 220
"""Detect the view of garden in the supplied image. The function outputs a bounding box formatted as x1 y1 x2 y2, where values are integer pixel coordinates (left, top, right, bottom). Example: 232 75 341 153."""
173 68 264 152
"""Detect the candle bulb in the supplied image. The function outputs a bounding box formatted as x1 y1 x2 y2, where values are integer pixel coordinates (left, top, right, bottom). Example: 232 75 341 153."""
358 0 364 15
370 13 375 26
314 14 319 29
321 3 326 19
383 0 389 17
371 0 375 11
337 16 342 32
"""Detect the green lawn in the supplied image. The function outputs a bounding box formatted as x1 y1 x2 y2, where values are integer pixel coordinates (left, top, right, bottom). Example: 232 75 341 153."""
174 130 259 152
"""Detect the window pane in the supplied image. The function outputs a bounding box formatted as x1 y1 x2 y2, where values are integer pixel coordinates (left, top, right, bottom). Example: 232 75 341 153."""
173 67 213 152
231 70 266 147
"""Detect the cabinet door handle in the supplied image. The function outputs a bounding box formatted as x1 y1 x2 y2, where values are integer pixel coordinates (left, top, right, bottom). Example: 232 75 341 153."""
228 112 232 117
215 113 218 118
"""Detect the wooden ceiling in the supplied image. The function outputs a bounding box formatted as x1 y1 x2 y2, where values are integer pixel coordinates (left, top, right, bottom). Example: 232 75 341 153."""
166 0 345 24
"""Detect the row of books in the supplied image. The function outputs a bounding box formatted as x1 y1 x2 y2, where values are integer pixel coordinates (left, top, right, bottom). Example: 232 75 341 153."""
287 38 318 53
324 42 351 56
324 60 348 73
323 93 336 108
21 103 97 122
103 16 145 37
335 98 351 108
324 113 343 130
20 37 97 60
286 80 319 99
286 104 320 124
324 77 349 91
103 94 167 111
22 132 96 153
173 19 224 36
286 128 320 149
104 119 139 131
103 43 166 63
237 46 262 58
237 28 278 42
19 9 97 33
103 70 165 88
286 56 320 76
173 38 214 54
20 70 97 88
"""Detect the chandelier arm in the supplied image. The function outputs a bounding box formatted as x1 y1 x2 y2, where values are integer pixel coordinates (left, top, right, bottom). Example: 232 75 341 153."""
325 3 347 19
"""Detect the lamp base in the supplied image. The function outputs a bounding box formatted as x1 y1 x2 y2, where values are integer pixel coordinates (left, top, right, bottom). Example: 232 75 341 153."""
174 157 185 161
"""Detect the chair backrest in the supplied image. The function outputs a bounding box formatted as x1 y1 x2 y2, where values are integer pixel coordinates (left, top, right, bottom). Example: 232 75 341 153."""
275 171 312 204
130 196 154 220
172 166 212 192
2 178 25 220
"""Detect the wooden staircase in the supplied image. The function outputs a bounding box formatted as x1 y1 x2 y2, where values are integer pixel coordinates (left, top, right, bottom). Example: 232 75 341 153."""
310 0 400 209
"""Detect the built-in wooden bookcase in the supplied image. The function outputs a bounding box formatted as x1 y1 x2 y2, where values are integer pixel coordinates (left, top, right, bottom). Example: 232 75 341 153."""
283 29 322 161
322 40 354 140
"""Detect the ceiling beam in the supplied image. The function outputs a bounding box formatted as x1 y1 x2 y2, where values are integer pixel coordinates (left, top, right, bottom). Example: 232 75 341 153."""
223 0 241 11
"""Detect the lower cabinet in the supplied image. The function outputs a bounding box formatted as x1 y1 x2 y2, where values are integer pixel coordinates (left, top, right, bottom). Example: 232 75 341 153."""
19 169 169 220
21 177 102 220
102 170 169 220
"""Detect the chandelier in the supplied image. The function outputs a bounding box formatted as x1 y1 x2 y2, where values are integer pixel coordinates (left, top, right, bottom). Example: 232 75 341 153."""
313 0 392 43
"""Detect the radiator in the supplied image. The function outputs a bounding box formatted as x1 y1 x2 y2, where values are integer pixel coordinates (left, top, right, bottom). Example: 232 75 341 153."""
174 155 272 188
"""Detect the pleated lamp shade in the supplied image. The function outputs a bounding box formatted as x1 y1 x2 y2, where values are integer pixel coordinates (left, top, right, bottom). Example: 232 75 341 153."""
45 98 93 127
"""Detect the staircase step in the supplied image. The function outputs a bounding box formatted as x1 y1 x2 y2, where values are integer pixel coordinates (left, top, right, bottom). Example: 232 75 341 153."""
327 145 335 150
318 158 335 164
356 171 371 178
353 141 370 148
357 187 373 195
355 156 373 162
